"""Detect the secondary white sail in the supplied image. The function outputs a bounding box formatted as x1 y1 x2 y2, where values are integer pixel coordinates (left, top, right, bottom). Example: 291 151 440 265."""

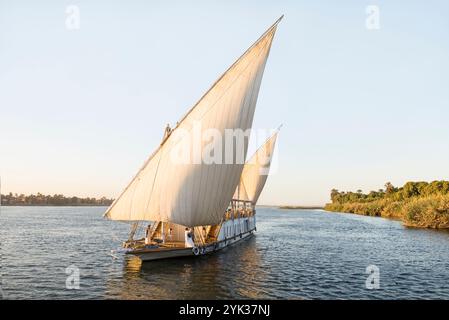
234 130 279 204
104 17 282 226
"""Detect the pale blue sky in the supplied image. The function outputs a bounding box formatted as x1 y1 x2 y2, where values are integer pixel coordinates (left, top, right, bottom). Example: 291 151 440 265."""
1 0 448 205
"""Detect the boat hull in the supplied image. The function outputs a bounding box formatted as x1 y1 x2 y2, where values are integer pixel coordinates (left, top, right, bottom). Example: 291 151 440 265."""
129 216 256 262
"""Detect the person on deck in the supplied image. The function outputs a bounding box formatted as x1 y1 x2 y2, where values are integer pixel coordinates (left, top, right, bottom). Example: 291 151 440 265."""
145 224 152 245
184 228 195 248
161 226 166 244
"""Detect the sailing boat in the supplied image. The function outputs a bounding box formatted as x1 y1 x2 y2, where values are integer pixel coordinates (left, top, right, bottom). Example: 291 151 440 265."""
104 16 282 261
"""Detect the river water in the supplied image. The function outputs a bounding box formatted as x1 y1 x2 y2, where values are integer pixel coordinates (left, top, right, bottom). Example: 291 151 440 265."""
1 206 448 299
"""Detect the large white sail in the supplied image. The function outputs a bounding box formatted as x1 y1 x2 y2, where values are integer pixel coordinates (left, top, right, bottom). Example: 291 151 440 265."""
234 131 279 204
104 17 282 226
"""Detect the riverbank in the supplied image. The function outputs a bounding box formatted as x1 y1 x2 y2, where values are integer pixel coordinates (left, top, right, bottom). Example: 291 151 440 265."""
279 205 324 210
0 193 113 206
325 181 449 229
0 204 110 207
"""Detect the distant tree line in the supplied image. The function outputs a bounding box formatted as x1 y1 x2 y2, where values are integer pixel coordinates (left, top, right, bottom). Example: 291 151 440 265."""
0 193 114 206
330 181 449 204
325 181 449 229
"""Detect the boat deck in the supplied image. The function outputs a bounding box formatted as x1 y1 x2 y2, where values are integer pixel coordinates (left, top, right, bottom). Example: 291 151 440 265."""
127 244 195 261
126 240 188 254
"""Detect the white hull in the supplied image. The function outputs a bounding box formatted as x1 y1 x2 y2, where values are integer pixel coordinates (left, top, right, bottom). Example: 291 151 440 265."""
129 216 256 262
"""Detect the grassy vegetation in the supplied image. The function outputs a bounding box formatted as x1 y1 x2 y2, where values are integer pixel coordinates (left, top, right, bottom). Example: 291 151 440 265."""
279 206 324 210
324 181 449 229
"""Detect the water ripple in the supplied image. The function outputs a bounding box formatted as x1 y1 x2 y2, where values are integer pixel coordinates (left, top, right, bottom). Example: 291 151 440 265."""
1 207 449 299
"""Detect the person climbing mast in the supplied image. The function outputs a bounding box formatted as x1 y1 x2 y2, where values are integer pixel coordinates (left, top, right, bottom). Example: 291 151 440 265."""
163 123 172 140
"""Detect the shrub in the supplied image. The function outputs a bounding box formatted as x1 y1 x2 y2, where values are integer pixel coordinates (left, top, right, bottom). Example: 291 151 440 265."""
402 195 449 228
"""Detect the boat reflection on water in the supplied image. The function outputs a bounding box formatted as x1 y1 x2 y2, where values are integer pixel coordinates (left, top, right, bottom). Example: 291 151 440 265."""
106 236 267 299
